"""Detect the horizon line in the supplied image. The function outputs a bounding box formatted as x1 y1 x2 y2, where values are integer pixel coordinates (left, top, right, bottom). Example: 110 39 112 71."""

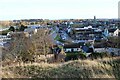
0 18 119 21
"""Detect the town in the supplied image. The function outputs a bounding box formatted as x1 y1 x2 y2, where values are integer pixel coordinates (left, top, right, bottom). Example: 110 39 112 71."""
1 17 120 55
1 0 120 78
0 17 120 78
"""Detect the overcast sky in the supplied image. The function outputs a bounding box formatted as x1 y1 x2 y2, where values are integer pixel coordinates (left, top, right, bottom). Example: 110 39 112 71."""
0 0 119 20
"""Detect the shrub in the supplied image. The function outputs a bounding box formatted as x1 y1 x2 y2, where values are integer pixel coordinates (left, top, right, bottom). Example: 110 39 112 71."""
54 34 65 43
65 52 86 61
0 30 10 35
79 52 87 59
19 25 27 31
88 52 110 59
9 26 15 32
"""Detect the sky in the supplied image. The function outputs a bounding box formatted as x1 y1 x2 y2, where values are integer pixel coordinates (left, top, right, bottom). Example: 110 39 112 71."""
0 0 119 20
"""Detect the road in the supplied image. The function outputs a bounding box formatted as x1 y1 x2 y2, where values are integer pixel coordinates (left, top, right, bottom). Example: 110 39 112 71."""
59 30 74 43
49 29 64 46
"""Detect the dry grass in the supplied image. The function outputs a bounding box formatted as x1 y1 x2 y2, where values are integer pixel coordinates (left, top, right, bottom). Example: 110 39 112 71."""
1 57 120 79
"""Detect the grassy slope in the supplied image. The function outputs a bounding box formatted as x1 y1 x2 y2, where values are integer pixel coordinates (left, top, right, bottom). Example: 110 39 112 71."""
1 57 120 79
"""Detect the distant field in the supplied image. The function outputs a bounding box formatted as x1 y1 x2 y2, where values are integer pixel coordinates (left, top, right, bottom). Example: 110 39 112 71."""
0 25 9 35
0 25 9 31
0 25 8 29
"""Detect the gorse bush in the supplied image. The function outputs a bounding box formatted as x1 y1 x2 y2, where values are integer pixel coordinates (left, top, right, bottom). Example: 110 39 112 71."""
65 52 87 61
65 51 111 61
88 52 111 59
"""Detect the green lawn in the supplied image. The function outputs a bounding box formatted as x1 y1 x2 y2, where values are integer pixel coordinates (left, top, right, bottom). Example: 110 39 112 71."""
0 30 10 35
54 34 65 43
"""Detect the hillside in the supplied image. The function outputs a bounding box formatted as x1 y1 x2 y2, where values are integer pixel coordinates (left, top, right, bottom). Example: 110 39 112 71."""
1 57 120 79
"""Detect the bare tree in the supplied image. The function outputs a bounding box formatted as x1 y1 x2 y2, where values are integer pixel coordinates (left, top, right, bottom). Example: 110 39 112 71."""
3 28 54 63
31 28 53 56
4 32 35 62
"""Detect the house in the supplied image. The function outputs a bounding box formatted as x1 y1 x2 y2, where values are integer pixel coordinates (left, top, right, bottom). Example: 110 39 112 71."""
26 26 50 37
81 45 94 53
108 28 117 36
69 21 74 25
24 28 37 35
63 42 94 57
8 32 30 38
103 28 109 38
94 48 120 56
70 26 103 41
63 42 94 53
63 43 83 53
113 29 120 36
27 25 41 29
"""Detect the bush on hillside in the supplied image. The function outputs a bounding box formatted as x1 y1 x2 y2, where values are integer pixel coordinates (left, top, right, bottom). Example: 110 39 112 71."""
0 30 10 35
9 26 15 32
65 52 86 61
88 52 110 59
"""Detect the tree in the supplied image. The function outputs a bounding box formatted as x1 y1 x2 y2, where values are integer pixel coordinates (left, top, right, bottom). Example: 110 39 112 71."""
6 32 35 62
3 28 54 62
9 26 15 32
107 37 120 48
19 25 27 31
118 22 120 29
31 28 53 56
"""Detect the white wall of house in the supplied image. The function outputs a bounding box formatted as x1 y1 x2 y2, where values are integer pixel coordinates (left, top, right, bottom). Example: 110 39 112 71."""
64 48 81 52
24 28 37 34
113 29 120 36
65 48 71 52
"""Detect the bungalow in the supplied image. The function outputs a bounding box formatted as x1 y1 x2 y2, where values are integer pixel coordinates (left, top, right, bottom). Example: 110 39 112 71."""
63 43 83 53
63 42 94 56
